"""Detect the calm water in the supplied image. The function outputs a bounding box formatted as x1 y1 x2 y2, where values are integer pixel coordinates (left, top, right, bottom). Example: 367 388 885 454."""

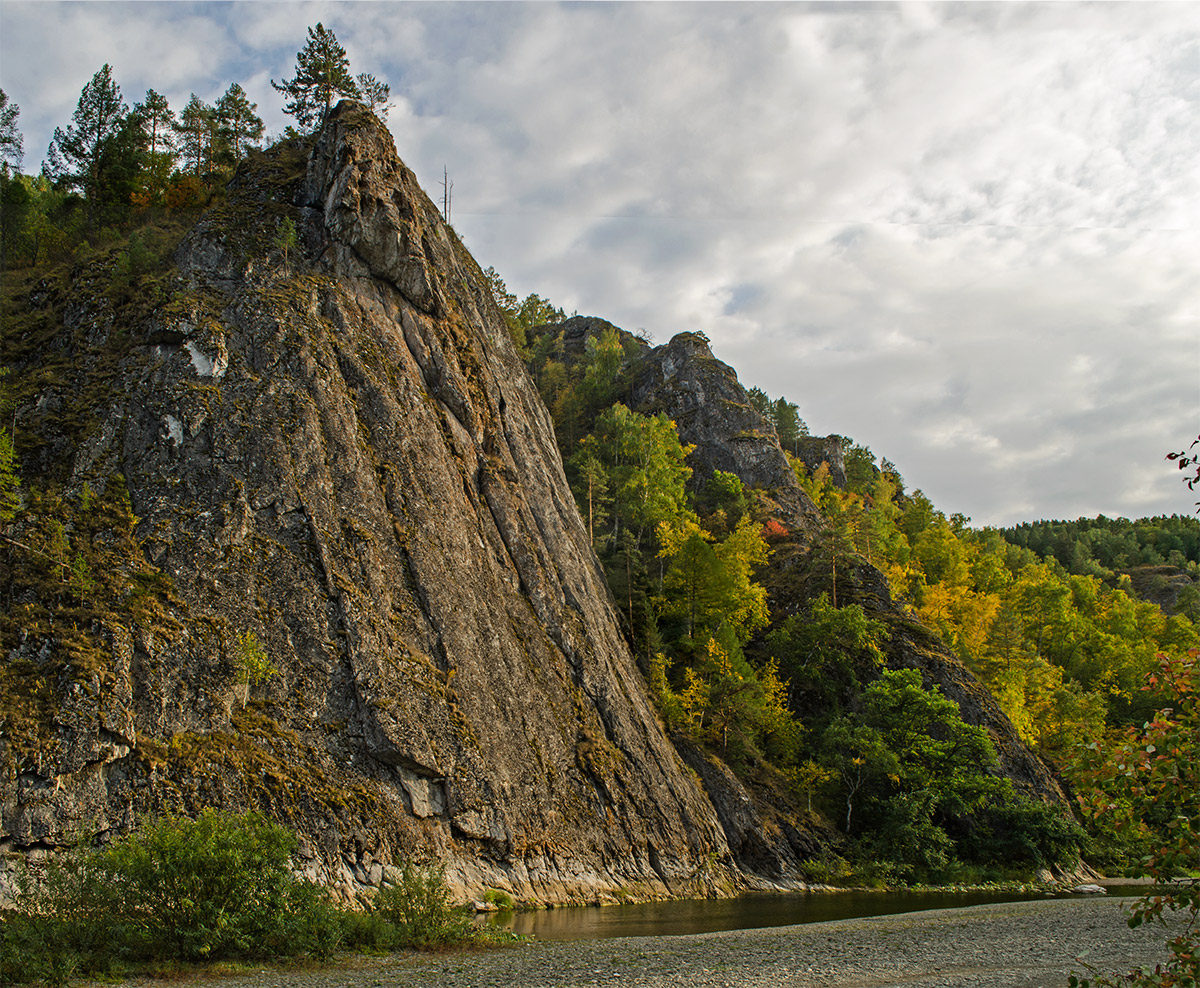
489 885 1145 941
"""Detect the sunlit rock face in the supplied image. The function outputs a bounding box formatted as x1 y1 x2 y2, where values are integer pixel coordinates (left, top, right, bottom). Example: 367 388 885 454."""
0 102 733 903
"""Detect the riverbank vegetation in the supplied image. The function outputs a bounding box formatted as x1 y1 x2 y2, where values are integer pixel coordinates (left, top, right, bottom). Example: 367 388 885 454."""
0 810 508 986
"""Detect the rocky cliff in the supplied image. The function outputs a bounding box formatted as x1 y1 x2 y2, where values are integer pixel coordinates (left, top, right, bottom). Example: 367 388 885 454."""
2 102 1074 903
0 103 734 902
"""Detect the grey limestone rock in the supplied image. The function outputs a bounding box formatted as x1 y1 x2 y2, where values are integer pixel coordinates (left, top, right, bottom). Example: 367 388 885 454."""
0 102 734 904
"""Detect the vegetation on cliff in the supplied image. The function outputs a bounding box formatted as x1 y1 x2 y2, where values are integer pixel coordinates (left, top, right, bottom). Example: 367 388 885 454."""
0 27 1194 955
482 301 1089 883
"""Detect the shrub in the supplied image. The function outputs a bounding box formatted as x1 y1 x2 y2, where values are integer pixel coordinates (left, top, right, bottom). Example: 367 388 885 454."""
2 810 341 983
373 861 474 948
961 797 1087 872
482 888 515 910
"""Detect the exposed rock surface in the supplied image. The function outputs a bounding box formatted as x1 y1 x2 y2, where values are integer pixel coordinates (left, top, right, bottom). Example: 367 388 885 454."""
793 435 847 489
627 333 823 536
1 103 735 903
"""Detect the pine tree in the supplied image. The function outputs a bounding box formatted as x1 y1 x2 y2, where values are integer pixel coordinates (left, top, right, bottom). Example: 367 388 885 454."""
356 73 392 120
0 89 23 171
272 23 360 131
134 89 176 159
44 64 128 234
132 89 176 207
174 94 214 177
214 83 264 164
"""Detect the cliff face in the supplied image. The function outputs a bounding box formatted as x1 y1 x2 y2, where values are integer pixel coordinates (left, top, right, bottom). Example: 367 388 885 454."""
1 103 732 902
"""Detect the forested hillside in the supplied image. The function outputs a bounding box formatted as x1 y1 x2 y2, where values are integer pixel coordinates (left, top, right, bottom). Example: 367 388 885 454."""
997 515 1200 620
488 291 1198 879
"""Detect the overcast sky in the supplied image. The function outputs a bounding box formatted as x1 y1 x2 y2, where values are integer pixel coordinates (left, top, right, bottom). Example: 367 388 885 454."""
2 1 1197 527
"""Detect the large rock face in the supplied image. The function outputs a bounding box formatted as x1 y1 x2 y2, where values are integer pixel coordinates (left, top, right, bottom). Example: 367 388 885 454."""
0 103 732 902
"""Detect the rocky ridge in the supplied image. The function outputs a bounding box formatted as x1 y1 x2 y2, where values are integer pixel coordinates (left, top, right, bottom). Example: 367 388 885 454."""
2 103 733 903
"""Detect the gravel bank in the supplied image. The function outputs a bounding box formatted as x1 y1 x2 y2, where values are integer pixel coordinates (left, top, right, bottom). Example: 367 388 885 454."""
90 896 1171 988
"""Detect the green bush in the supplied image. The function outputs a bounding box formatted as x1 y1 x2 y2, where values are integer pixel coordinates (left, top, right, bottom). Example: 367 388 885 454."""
2 810 342 984
372 861 474 948
962 797 1087 872
482 888 515 910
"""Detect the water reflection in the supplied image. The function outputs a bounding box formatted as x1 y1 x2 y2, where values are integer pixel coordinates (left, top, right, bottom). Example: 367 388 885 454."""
489 885 1144 941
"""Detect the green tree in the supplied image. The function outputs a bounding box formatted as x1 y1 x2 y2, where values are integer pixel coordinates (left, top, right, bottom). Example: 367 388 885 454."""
0 167 31 269
569 436 610 547
0 88 23 170
593 403 693 543
272 23 360 131
131 89 177 208
356 72 392 120
768 593 887 715
44 64 128 234
842 439 878 496
133 89 175 160
821 669 1015 876
214 83 265 164
174 94 215 177
772 396 807 454
578 325 625 411
235 630 276 688
275 216 298 271
746 385 772 420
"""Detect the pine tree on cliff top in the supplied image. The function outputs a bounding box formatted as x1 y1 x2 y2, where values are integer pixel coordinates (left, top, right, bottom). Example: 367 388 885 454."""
272 23 360 132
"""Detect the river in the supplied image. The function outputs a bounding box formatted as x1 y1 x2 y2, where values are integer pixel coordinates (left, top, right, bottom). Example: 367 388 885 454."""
489 883 1145 940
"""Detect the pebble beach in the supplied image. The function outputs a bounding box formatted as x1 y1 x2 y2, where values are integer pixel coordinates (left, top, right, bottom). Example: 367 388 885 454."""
90 895 1176 988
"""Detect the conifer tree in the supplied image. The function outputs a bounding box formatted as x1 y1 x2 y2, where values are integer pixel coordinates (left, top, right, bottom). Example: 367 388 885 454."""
272 23 360 131
134 89 176 159
44 64 128 234
174 94 214 176
214 83 264 163
0 89 23 171
131 89 176 207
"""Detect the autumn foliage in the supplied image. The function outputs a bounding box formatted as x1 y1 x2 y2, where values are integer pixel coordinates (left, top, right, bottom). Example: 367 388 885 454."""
1071 649 1199 987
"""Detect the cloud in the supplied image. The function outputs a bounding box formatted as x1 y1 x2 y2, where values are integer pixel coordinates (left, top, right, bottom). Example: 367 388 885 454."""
1 1 1196 526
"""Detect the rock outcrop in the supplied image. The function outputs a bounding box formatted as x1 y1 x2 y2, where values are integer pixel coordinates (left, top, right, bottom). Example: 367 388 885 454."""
1 101 1073 903
1 103 734 902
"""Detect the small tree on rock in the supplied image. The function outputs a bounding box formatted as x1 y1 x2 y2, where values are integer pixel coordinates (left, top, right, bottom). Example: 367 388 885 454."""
356 72 392 120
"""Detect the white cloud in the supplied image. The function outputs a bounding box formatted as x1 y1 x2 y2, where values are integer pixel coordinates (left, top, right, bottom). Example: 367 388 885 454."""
2 1 1196 526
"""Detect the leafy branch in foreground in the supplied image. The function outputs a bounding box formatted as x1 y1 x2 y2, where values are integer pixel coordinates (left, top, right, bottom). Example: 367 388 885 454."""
1069 649 1199 988
1168 435 1200 513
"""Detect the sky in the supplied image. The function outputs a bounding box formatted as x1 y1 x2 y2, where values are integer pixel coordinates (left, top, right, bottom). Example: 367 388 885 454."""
1 1 1197 528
